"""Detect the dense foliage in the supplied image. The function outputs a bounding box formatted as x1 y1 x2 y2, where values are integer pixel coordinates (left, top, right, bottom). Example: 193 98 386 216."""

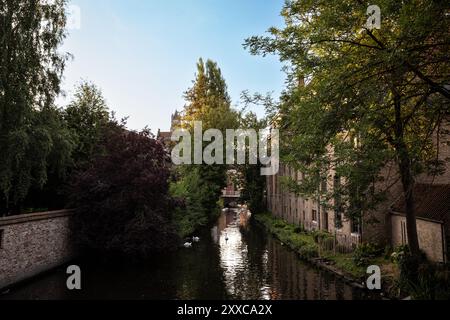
0 0 74 214
238 112 267 214
21 82 111 212
64 81 110 169
170 167 220 237
70 122 178 256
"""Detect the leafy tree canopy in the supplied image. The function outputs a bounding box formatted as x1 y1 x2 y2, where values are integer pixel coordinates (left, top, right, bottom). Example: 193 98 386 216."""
64 81 110 169
0 0 73 212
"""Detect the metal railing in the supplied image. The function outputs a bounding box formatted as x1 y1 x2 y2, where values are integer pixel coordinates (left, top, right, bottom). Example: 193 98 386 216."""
317 232 361 255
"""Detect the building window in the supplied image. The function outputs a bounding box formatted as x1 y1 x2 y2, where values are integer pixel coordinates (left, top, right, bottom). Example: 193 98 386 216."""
401 221 407 245
335 212 343 229
351 219 361 235
323 211 329 231
321 179 328 193
312 210 318 222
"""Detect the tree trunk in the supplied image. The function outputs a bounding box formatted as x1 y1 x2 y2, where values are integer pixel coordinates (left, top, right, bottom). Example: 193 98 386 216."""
393 93 421 258
398 155 421 257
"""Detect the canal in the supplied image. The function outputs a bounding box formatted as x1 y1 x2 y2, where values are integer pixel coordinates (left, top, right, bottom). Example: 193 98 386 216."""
1 209 375 300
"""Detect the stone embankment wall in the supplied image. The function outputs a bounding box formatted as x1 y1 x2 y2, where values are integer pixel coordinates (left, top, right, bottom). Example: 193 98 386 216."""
0 210 76 290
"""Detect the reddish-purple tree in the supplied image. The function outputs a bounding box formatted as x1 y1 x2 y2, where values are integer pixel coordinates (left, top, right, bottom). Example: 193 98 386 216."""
70 123 178 256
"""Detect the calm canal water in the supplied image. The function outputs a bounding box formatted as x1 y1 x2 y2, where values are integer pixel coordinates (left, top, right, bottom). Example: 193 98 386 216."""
1 209 376 300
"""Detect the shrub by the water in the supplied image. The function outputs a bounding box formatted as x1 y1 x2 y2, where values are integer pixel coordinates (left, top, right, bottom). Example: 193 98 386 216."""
312 231 333 244
294 226 303 234
298 244 319 260
352 243 383 267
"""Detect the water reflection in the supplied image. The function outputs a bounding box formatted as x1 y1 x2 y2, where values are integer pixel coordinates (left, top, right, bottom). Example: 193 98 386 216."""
216 208 365 300
1 208 374 300
217 209 257 299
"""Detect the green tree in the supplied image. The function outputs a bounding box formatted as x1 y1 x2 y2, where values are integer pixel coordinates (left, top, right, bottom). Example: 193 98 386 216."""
245 0 450 259
180 58 236 208
0 0 73 214
182 58 237 131
238 112 267 214
64 81 110 169
171 58 239 235
170 167 214 237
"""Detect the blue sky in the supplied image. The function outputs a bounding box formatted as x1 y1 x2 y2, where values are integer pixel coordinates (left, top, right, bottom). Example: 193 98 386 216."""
61 0 286 131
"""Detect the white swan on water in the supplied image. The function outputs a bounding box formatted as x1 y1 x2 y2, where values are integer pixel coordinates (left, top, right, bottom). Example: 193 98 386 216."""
192 236 200 243
184 242 192 248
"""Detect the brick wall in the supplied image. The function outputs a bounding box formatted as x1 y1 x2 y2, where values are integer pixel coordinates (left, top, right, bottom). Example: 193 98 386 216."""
0 210 76 290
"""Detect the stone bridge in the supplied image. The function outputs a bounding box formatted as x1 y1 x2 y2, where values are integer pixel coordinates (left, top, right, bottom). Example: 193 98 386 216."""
221 190 241 208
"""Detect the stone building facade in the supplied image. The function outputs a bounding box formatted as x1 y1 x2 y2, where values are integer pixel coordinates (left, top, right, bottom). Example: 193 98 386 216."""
266 164 367 250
